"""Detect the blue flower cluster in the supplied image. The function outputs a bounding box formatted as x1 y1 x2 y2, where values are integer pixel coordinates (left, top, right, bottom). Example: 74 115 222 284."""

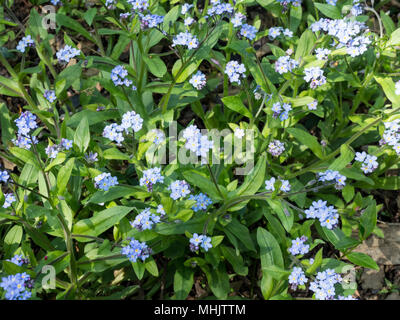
94 172 119 191
310 18 371 58
56 45 81 63
288 267 308 289
326 0 337 5
305 200 339 229
318 170 347 189
0 273 32 300
181 3 193 14
381 120 400 155
157 204 166 216
44 90 57 103
85 151 98 164
149 129 165 145
268 27 293 40
172 32 199 49
240 24 257 40
16 35 35 53
168 180 191 200
110 65 133 87
103 123 124 144
12 111 39 150
128 0 149 11
307 100 318 110
304 67 326 89
182 125 214 158
288 236 310 256
189 71 206 90
207 1 234 17
276 0 302 7
355 152 378 174
7 254 29 266
265 177 291 192
189 233 212 252
121 111 143 133
268 139 285 157
337 295 357 300
3 193 16 209
231 12 246 27
0 170 9 184
315 48 331 60
139 167 164 191
225 60 246 84
105 0 116 9
45 138 73 159
350 0 363 16
14 111 38 136
139 14 164 30
271 102 292 121
103 111 143 144
274 55 298 74
121 237 151 263
309 269 342 300
189 193 213 212
131 208 161 231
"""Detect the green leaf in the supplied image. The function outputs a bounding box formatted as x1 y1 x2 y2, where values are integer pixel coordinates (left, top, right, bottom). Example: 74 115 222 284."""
103 148 130 160
257 227 284 269
346 252 379 270
295 30 316 61
380 11 395 35
319 226 359 251
132 260 145 280
211 235 224 247
45 152 66 171
2 261 35 278
56 13 95 42
375 76 400 107
87 186 147 204
266 198 293 232
172 59 201 83
9 147 39 168
234 153 267 197
0 188 4 207
181 169 225 201
4 225 23 257
289 5 302 33
73 206 133 240
155 215 206 236
174 266 194 299
144 257 159 277
143 56 167 78
220 246 248 276
360 200 377 240
0 103 14 146
83 8 97 26
373 176 400 190
306 247 323 274
287 127 324 159
225 219 257 252
57 158 75 195
387 27 400 47
262 265 291 280
205 264 230 299
74 116 90 153
328 144 354 171
221 95 253 119
314 3 342 19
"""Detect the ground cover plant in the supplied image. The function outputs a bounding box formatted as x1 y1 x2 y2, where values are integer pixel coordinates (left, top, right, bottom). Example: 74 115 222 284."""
0 0 400 300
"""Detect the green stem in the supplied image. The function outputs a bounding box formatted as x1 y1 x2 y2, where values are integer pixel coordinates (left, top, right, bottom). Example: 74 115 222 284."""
206 164 225 200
